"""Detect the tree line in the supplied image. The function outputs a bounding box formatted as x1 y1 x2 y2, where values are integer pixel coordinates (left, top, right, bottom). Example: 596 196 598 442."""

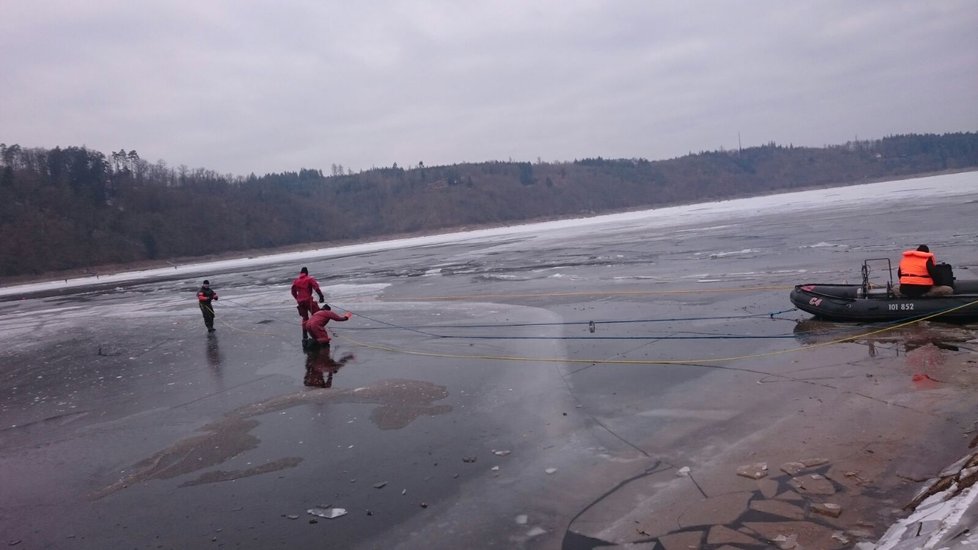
1 132 977 280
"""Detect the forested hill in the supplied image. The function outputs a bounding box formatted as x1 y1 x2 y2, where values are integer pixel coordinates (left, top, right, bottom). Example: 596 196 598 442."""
1 132 977 279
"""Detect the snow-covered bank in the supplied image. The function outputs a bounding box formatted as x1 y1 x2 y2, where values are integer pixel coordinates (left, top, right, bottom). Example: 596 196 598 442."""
866 449 978 549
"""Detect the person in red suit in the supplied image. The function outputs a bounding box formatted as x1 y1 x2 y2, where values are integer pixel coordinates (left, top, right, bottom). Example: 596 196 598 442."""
303 305 352 348
291 267 325 343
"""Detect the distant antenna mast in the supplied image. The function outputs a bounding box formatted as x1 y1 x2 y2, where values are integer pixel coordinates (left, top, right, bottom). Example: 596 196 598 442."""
738 132 742 156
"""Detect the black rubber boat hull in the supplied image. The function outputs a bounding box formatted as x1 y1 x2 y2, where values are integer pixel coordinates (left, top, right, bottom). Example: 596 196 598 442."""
790 281 978 323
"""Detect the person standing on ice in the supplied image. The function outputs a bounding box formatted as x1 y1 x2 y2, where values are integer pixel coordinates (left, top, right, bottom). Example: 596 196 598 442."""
303 304 352 348
196 279 218 332
291 267 325 344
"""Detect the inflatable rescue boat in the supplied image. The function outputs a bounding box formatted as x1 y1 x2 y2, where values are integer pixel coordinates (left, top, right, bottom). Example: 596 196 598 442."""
790 259 978 323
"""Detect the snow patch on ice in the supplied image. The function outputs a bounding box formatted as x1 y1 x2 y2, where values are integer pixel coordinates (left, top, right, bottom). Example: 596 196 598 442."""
802 242 849 249
873 483 978 549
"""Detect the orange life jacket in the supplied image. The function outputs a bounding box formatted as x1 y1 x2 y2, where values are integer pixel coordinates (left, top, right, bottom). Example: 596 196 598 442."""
899 250 935 286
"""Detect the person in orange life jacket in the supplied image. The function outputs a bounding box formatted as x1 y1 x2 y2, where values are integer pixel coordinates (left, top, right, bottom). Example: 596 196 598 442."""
303 304 352 348
896 245 953 298
197 280 218 332
303 347 355 388
291 267 325 343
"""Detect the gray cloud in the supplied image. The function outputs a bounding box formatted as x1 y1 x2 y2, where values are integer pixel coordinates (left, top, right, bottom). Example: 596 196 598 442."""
2 0 976 175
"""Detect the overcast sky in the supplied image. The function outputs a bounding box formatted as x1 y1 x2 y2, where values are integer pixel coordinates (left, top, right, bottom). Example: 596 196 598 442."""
2 1 976 176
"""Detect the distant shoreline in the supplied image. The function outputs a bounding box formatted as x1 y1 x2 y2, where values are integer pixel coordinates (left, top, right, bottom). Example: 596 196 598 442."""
3 167 974 290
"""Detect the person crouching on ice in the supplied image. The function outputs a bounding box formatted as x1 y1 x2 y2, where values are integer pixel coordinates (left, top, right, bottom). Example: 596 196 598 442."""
302 304 352 348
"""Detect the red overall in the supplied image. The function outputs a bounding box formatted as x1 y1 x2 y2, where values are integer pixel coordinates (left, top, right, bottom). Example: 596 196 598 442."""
303 309 351 345
291 273 323 321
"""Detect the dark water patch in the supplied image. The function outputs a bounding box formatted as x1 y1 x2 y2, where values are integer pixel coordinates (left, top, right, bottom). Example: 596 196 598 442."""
180 456 303 487
91 379 451 499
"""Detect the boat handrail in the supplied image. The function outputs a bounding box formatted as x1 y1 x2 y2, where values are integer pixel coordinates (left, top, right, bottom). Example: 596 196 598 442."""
861 258 894 298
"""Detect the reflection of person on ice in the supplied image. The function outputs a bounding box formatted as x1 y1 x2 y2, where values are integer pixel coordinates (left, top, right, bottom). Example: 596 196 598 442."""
302 304 352 348
302 305 354 387
291 267 325 344
304 347 355 388
196 279 218 332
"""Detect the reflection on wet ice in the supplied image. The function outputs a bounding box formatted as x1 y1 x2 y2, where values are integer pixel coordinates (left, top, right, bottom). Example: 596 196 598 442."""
792 319 976 356
303 345 354 388
205 333 222 367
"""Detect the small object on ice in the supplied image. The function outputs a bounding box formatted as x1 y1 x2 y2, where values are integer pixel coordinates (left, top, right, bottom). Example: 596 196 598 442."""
677 466 690 476
493 450 511 456
773 533 798 549
545 468 557 475
307 507 347 519
515 514 528 525
285 514 299 520
736 462 768 479
373 481 388 489
812 502 842 518
780 462 806 476
588 321 596 333
491 466 500 472
419 502 428 508
462 456 477 463
527 527 547 538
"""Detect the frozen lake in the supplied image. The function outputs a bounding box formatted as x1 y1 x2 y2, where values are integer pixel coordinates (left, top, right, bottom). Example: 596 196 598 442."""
1 171 977 549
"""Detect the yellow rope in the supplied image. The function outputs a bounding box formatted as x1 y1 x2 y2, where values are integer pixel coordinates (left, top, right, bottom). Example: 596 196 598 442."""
206 286 977 366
